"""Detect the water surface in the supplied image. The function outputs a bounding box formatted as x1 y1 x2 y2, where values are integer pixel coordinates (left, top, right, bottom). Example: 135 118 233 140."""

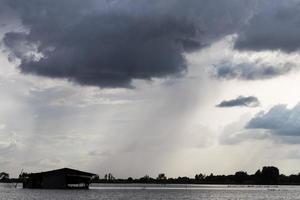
1 183 300 199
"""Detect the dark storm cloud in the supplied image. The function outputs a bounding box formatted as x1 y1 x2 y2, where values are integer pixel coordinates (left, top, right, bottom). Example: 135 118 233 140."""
216 96 260 108
246 104 300 136
2 0 254 88
214 61 295 80
235 0 300 52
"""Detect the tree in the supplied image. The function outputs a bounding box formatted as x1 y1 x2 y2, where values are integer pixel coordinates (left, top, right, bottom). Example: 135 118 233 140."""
261 166 279 184
254 169 262 184
195 173 205 181
234 171 248 184
91 175 100 182
139 175 152 183
0 172 9 180
157 173 167 181
108 173 115 180
104 173 115 181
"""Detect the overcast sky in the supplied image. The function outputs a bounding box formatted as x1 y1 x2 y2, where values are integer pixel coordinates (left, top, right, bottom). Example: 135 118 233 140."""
1 0 300 178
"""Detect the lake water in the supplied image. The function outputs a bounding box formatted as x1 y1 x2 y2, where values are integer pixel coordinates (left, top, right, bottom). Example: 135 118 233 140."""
1 183 300 199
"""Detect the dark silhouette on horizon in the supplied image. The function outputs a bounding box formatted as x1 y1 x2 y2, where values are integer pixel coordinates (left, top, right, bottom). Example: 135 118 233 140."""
20 168 96 189
2 166 300 186
90 166 297 185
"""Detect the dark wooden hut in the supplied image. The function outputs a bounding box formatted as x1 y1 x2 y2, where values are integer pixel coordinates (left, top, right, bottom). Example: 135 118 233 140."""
22 168 96 189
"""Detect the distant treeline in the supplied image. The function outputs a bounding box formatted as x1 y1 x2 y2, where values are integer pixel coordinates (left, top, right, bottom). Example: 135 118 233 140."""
0 172 20 183
91 166 300 185
3 166 300 185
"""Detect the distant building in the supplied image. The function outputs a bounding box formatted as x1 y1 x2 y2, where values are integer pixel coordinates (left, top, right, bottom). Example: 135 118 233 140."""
22 168 97 189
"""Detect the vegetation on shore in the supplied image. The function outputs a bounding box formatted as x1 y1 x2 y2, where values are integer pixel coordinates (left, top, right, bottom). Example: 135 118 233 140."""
91 166 300 185
3 166 300 185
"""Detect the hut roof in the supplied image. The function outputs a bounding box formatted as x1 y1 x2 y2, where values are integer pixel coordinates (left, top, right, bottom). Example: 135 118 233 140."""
31 168 96 177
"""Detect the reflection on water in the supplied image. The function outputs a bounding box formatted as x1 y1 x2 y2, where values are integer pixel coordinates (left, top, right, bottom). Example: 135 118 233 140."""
1 183 300 200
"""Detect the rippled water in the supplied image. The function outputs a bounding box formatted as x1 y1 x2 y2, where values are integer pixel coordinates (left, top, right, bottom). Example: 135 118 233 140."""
1 183 300 199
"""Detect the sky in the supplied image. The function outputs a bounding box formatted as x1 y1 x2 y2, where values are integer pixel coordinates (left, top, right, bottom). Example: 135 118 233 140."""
1 0 300 178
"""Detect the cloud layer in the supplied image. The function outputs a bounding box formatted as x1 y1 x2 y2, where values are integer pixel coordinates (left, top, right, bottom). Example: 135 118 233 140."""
0 0 253 87
247 104 300 136
2 0 254 88
235 0 300 52
215 60 296 80
3 0 300 87
217 96 260 108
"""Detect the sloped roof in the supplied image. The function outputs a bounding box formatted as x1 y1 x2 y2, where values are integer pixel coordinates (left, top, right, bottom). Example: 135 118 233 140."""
32 168 96 177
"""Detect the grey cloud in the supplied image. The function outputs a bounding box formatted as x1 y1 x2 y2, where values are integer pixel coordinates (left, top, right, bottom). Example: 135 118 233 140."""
214 61 296 80
220 129 270 145
219 114 270 145
235 0 300 52
220 104 300 145
2 0 254 88
246 104 300 136
216 96 260 108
